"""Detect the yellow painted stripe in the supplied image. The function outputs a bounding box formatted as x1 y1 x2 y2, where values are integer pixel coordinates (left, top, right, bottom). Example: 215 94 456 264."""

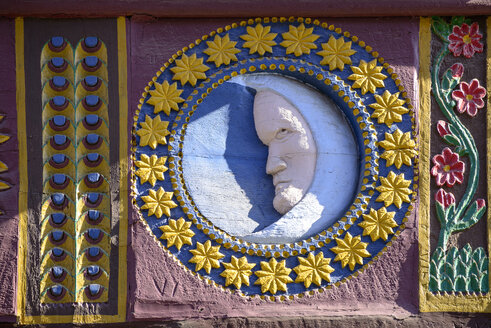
116 15 128 322
19 18 129 324
418 16 432 313
15 17 29 324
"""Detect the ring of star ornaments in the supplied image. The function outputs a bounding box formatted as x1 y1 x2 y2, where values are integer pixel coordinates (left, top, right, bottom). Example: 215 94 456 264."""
132 17 417 300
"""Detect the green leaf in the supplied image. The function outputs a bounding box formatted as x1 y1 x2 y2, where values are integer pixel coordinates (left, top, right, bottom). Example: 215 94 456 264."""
453 202 484 232
443 262 455 281
450 16 470 27
432 247 445 263
446 123 459 136
455 146 467 157
441 275 453 292
435 201 446 226
442 134 460 147
480 273 489 293
442 68 460 92
429 275 439 292
455 258 467 276
460 244 472 265
454 275 466 292
470 273 480 292
432 16 451 41
446 247 459 264
430 259 438 277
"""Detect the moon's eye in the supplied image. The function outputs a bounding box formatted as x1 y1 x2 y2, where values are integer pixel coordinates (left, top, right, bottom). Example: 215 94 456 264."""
275 128 290 140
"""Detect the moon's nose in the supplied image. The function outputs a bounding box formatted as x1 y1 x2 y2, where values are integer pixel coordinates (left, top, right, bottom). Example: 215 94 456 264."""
266 155 287 175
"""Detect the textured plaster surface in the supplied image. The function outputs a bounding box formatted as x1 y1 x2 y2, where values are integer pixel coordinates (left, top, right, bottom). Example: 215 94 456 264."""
0 18 18 321
1 0 490 18
128 16 420 321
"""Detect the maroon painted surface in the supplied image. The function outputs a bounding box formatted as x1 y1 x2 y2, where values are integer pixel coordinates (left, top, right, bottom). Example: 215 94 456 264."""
0 0 490 18
127 17 420 321
0 18 18 321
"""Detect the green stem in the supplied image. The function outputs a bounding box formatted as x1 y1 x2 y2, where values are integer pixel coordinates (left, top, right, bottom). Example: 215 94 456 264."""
431 41 480 251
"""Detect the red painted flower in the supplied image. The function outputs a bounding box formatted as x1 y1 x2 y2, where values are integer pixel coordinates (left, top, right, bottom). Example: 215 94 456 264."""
449 63 464 78
476 199 486 210
431 147 465 187
452 79 486 117
448 22 483 58
436 120 451 137
435 188 456 208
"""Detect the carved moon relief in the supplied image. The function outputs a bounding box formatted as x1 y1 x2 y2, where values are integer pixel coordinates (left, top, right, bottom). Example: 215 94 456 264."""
132 18 416 298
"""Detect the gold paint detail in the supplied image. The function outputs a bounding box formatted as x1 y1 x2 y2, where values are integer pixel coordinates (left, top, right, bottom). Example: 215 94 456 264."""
220 255 256 288
129 17 418 301
135 154 168 186
254 258 293 294
419 16 491 313
136 114 170 149
331 232 371 271
147 81 184 116
159 217 194 250
170 53 209 86
203 34 241 68
379 129 417 168
316 35 356 71
240 24 277 55
293 252 334 288
376 171 412 208
141 187 177 218
369 91 409 126
359 207 397 241
189 240 224 274
348 59 387 95
280 23 320 56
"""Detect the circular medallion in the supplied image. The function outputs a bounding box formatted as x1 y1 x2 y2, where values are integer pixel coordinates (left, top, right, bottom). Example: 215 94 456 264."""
132 17 416 299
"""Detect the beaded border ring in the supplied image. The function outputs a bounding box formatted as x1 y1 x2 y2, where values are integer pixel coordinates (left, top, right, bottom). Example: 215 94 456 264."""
131 17 417 300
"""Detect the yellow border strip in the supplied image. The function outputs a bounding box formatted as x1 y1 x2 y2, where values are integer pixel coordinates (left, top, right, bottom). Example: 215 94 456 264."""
18 17 128 324
419 16 491 313
15 16 29 324
418 16 432 312
116 15 129 322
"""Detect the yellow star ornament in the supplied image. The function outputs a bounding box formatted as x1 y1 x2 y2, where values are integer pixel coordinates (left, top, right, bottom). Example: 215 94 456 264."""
348 59 387 95
135 154 168 186
170 53 209 86
331 232 371 271
280 23 320 56
369 91 409 127
378 129 416 169
316 35 356 71
147 81 184 116
159 217 194 250
220 256 256 289
203 34 240 67
141 187 177 218
240 24 277 55
293 252 334 288
254 258 293 294
136 114 170 149
189 240 224 274
359 207 398 242
376 171 412 209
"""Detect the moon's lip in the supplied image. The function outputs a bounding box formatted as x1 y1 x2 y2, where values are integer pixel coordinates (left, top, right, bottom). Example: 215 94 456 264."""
274 181 291 193
272 176 290 186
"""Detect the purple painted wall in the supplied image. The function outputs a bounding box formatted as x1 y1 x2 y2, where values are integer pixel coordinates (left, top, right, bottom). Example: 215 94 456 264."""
127 16 420 320
0 0 490 18
0 18 18 323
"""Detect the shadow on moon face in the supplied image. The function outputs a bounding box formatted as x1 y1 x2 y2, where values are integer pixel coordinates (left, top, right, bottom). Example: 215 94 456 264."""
182 74 359 243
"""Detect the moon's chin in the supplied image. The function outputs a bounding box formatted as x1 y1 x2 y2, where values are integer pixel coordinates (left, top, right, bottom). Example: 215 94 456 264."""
273 186 304 214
